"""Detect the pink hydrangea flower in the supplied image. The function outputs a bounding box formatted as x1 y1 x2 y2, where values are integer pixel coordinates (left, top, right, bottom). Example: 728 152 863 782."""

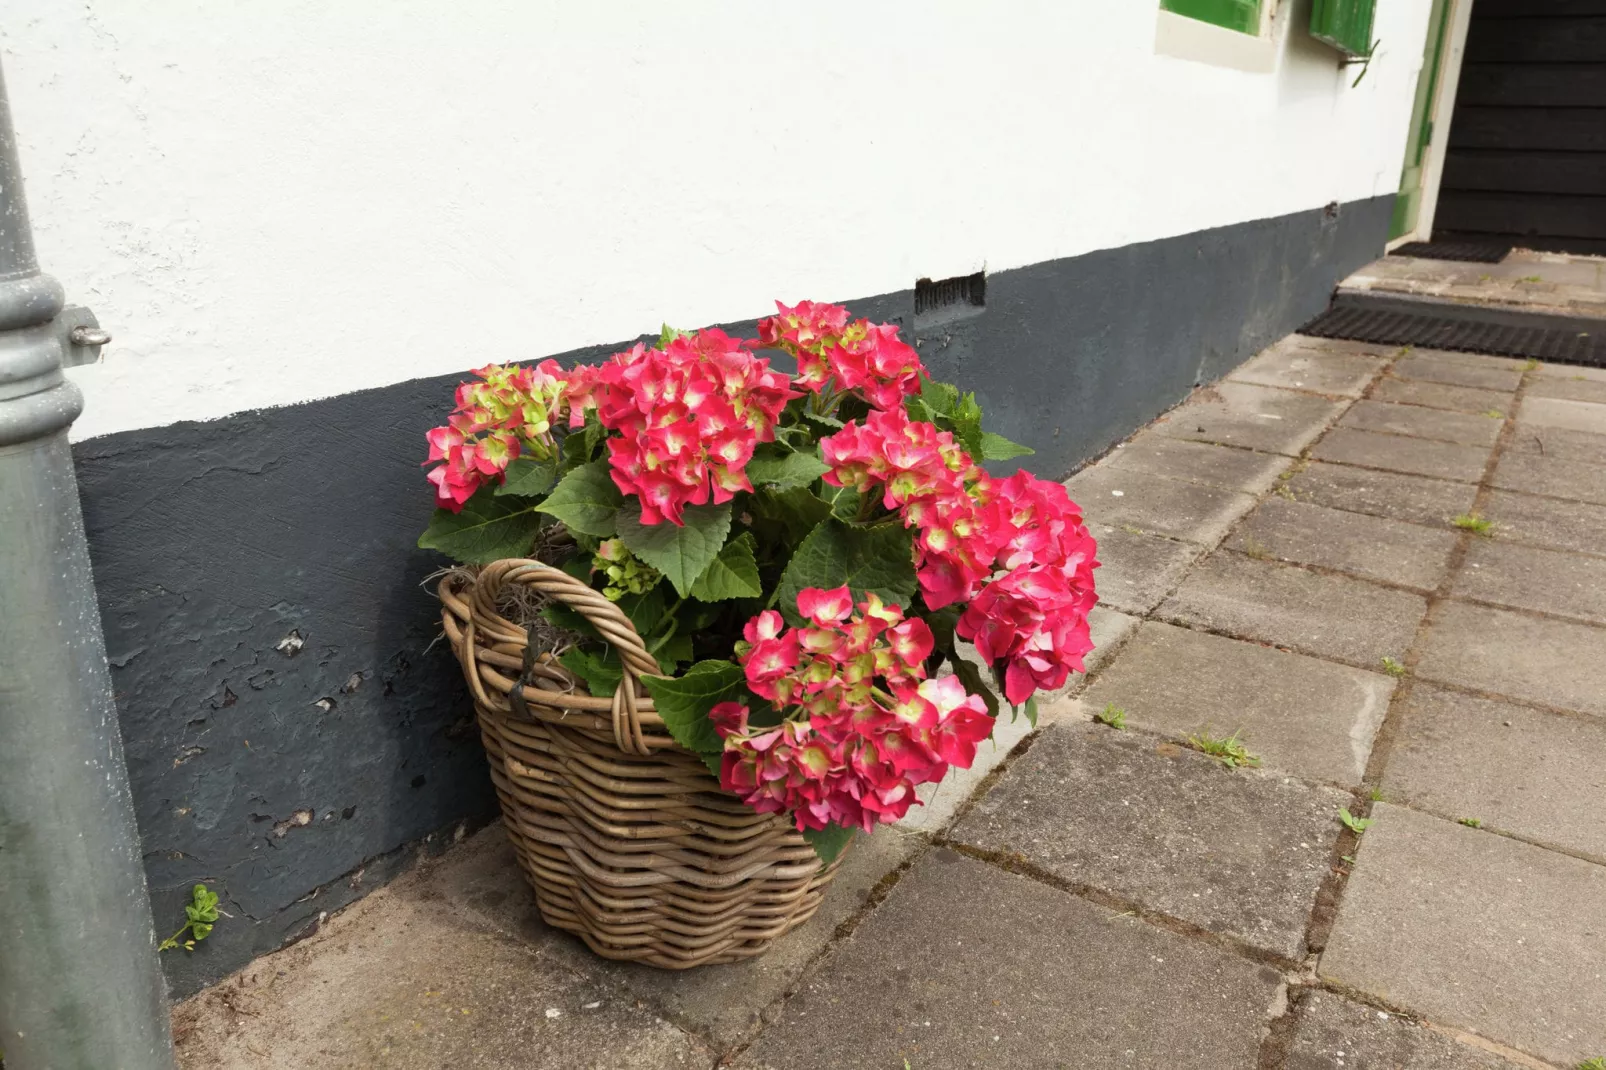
566 329 798 525
754 301 926 411
422 360 567 512
715 589 991 833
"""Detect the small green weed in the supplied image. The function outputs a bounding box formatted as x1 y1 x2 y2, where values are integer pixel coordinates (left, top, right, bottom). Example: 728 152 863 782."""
1368 786 1388 802
1518 275 1542 283
1339 808 1374 833
1380 656 1407 678
1452 513 1495 536
1275 483 1299 502
1482 409 1505 419
1459 817 1483 829
1240 536 1273 561
1523 358 1540 371
1188 729 1261 769
1576 1059 1606 1070
158 883 221 952
1094 703 1127 730
1121 524 1145 536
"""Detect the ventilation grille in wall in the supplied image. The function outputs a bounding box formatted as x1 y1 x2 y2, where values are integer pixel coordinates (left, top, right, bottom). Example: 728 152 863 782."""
915 272 986 319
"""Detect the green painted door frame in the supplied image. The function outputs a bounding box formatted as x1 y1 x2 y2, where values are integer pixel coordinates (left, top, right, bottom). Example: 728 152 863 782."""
1391 0 1454 240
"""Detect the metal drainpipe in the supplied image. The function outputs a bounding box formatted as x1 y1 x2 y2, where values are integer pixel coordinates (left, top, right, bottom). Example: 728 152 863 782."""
0 62 177 1070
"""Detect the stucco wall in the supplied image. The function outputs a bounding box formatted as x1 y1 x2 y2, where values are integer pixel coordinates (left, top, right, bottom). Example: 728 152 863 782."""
4 0 1433 440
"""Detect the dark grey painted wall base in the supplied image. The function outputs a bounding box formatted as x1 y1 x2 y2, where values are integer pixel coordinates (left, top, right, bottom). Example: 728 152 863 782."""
72 193 1391 998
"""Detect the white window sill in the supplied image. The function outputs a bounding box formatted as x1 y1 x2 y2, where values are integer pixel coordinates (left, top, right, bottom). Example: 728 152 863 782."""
1155 9 1278 74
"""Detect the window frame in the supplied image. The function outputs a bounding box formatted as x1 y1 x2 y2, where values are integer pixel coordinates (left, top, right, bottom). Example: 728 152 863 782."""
1160 0 1264 37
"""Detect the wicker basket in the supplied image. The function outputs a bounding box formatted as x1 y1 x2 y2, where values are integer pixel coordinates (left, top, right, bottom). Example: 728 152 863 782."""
438 558 841 969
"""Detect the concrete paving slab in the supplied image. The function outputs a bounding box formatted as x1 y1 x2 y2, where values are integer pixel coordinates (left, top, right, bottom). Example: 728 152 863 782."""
1311 427 1491 483
1534 361 1606 383
1407 347 1530 372
952 723 1348 959
1081 622 1394 787
1391 353 1524 393
1150 381 1346 455
1372 378 1513 415
1227 496 1459 591
1478 488 1606 556
1281 461 1477 528
1455 538 1606 625
1507 422 1606 466
1158 551 1426 667
1416 600 1606 716
1288 991 1528 1070
1517 395 1606 436
1101 432 1291 493
1227 346 1385 398
1491 450 1606 505
1088 523 1203 615
1066 465 1256 545
1338 399 1502 447
1526 374 1606 405
1284 334 1404 359
1320 805 1606 1067
432 825 920 1050
171 845 712 1070
1382 685 1606 861
734 851 1282 1070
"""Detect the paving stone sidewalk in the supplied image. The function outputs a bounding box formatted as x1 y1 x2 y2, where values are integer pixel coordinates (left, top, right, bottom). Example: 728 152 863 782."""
174 334 1606 1069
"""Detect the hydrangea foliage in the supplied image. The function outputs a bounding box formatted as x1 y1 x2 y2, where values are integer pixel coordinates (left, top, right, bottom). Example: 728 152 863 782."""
420 302 1098 860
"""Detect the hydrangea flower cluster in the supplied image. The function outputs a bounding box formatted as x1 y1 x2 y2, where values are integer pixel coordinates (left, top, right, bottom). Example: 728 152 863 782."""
711 588 993 833
592 538 661 601
566 329 798 525
821 415 1098 705
755 300 925 410
423 361 567 510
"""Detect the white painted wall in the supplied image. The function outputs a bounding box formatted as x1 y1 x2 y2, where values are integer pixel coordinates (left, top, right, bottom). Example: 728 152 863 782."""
4 0 1433 440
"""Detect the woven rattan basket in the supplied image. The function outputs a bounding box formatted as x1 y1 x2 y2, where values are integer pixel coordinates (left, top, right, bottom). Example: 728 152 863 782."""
439 558 841 969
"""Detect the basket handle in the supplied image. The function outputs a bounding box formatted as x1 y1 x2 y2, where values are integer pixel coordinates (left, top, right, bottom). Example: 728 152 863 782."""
469 558 664 755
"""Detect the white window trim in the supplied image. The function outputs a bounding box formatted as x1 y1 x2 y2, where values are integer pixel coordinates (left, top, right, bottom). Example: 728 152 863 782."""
1155 0 1283 75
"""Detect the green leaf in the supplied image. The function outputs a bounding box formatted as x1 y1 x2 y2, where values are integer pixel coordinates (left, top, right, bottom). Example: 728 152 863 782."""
751 485 833 544
650 631 695 674
801 411 845 432
689 533 763 601
617 502 733 598
777 519 917 623
950 392 985 458
924 607 959 657
190 922 212 941
979 431 1035 461
559 646 624 698
185 904 201 923
819 482 861 522
418 486 545 565
616 585 667 638
496 455 560 497
1019 695 1039 728
802 823 856 865
746 445 830 489
949 655 1000 719
659 323 688 348
699 750 724 777
640 660 748 754
919 375 959 416
560 410 607 471
536 459 624 537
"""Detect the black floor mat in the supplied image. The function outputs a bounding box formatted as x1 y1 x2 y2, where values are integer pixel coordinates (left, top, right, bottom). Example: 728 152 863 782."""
1390 241 1510 263
1300 304 1605 367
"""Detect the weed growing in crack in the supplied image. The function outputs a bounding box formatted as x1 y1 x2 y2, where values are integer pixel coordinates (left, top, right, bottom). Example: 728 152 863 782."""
1523 358 1540 371
1452 513 1495 536
159 883 222 952
1482 409 1505 419
1187 729 1260 769
1093 703 1127 730
1339 808 1374 833
1240 536 1273 561
1368 786 1388 803
1380 656 1407 678
1459 817 1483 829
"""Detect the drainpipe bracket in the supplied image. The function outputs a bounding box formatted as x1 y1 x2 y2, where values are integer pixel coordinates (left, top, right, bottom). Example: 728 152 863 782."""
58 304 109 367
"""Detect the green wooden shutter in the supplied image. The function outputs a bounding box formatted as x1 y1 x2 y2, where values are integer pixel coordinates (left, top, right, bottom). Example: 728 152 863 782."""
1310 0 1377 57
1160 0 1262 36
